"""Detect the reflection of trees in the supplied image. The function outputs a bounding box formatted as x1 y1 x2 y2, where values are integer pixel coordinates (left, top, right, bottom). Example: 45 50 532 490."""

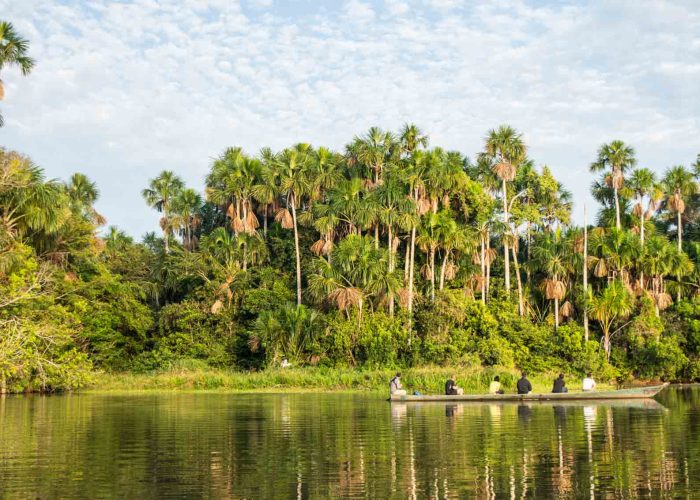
0 391 698 497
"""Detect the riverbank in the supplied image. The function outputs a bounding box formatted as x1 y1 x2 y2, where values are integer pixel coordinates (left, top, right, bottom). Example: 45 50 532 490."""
87 366 617 394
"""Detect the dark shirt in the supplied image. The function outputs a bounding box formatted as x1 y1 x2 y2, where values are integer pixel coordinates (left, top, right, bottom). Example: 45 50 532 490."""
552 377 566 393
517 377 532 394
445 379 457 395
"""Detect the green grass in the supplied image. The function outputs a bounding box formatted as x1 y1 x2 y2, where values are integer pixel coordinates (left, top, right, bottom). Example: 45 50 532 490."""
87 366 615 394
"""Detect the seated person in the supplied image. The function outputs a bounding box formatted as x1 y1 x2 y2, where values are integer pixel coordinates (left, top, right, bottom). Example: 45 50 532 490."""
517 372 532 395
582 373 596 392
489 375 505 394
445 374 464 395
389 372 407 396
552 373 568 393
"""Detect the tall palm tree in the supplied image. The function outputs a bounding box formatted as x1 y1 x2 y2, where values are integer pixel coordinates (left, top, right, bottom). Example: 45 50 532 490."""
626 168 660 289
589 280 634 360
276 144 314 306
590 140 637 230
662 165 698 301
484 125 526 293
141 170 184 254
0 21 35 127
172 188 203 251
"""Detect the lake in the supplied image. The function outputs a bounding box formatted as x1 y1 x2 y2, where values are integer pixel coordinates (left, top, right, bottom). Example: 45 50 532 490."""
1 386 698 498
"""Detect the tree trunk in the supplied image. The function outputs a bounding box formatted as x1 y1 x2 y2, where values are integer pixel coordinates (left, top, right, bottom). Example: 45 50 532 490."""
291 197 302 306
614 186 621 230
404 238 410 283
388 226 394 317
639 199 645 290
430 247 436 301
502 179 510 293
526 221 532 286
407 224 417 346
480 234 486 305
677 210 682 303
263 205 268 237
511 245 524 316
408 225 416 314
486 230 491 302
554 297 559 331
439 251 448 291
583 205 589 342
374 224 380 249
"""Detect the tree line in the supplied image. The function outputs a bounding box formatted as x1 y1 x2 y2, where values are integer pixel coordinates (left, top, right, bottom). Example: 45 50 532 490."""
2 20 700 392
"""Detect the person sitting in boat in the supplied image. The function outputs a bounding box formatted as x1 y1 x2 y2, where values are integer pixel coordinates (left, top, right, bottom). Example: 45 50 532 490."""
489 375 504 394
552 373 568 393
390 372 407 396
582 373 596 392
517 372 532 395
445 374 464 395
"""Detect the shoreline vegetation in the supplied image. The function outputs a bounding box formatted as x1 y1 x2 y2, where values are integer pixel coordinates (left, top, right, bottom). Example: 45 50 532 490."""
2 22 700 395
88 366 618 394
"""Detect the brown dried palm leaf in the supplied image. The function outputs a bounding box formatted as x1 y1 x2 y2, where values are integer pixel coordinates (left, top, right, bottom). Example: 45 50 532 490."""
391 237 401 253
493 161 516 181
322 240 334 255
560 300 574 318
544 279 566 300
472 252 482 265
396 288 410 308
275 208 294 229
232 216 245 233
329 287 363 311
226 203 236 219
668 194 685 213
310 239 325 256
417 198 431 215
633 203 643 217
484 248 498 265
572 236 584 253
594 259 608 278
244 210 260 232
644 208 655 221
654 292 673 310
420 264 433 280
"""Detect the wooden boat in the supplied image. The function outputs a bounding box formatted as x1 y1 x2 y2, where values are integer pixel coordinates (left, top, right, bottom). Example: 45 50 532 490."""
389 383 669 402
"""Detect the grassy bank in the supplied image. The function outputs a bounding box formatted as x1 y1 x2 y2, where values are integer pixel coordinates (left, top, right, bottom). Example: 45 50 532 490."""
88 366 616 394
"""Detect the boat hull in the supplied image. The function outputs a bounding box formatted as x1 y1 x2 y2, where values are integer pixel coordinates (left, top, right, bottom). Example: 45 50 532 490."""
389 383 669 402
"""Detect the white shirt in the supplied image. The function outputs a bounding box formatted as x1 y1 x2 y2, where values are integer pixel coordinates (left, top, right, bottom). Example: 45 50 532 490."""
582 378 596 391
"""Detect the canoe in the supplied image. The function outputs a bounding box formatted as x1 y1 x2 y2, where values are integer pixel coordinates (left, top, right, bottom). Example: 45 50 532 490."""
389 383 669 402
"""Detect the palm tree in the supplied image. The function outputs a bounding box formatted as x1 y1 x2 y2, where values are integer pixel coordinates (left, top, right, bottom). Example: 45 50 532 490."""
66 173 106 225
484 125 526 293
590 140 637 230
0 21 36 127
626 168 660 289
662 165 698 301
588 280 634 360
250 304 321 366
172 188 203 251
532 232 572 330
141 170 183 254
276 144 314 306
308 234 400 324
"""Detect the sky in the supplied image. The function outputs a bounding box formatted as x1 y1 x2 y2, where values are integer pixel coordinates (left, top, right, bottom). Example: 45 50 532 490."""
1 0 698 238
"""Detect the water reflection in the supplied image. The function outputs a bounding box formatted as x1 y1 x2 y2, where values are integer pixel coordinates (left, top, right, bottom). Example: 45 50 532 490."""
0 388 696 498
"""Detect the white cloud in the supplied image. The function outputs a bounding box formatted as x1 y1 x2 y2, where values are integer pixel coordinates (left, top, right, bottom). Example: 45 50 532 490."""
0 0 698 236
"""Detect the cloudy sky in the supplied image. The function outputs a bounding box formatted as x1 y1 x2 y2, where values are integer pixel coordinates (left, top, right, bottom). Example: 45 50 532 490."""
1 0 698 237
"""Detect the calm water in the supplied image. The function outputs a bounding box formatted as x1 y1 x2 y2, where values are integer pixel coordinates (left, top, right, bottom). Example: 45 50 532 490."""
1 387 699 498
